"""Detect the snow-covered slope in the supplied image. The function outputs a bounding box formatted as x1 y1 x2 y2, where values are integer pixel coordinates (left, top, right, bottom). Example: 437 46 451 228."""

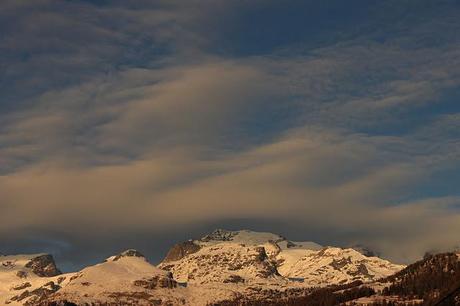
198 229 322 251
43 249 186 306
1 250 241 306
0 253 66 305
159 229 404 288
159 242 282 285
277 247 404 286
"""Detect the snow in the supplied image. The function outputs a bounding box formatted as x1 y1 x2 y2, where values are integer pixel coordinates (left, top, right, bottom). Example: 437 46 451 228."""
159 242 282 285
1 230 407 305
198 229 286 246
160 230 404 291
278 247 404 286
51 256 179 303
0 254 72 306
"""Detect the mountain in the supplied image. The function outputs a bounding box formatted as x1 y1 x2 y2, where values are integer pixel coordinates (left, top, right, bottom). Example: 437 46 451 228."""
39 249 187 306
159 229 403 287
1 229 411 305
211 251 460 305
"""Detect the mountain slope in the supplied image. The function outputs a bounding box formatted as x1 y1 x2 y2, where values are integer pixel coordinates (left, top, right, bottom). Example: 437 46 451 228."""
159 229 404 288
41 249 185 306
0 253 65 305
159 243 282 285
278 247 403 286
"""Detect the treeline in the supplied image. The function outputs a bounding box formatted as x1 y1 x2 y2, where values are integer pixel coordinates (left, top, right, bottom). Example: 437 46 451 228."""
207 283 375 306
380 252 460 305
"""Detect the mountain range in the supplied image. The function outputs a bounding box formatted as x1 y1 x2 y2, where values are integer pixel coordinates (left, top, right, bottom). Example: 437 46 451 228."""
1 229 459 305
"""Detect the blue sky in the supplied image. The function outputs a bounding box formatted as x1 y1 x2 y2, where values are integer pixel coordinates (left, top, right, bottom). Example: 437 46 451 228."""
1 0 459 270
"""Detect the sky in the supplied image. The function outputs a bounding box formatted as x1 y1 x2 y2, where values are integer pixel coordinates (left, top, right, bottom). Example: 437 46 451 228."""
1 0 460 271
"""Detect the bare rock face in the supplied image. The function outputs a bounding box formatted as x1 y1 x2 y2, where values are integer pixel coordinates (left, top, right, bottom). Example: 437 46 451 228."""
12 282 32 290
201 229 238 242
133 273 178 289
223 274 245 283
10 281 61 305
25 254 61 277
163 240 201 262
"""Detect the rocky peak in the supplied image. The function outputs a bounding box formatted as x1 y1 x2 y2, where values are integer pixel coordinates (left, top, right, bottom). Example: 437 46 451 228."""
24 254 61 277
110 249 145 261
163 240 201 262
201 229 238 242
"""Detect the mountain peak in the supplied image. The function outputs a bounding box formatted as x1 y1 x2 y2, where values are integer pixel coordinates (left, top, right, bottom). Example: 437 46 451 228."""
106 249 146 262
200 229 287 246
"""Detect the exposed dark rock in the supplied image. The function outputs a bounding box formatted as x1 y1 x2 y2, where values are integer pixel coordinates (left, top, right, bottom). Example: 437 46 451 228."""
25 255 61 277
286 241 297 248
254 246 268 262
2 260 15 269
163 240 201 262
223 275 245 283
68 274 81 282
201 229 238 242
330 257 352 270
111 249 145 261
16 270 28 278
10 281 61 305
133 274 177 289
12 282 32 290
348 263 370 277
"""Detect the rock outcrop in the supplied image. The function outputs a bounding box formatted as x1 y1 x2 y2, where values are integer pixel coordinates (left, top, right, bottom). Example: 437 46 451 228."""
25 254 61 277
162 240 201 262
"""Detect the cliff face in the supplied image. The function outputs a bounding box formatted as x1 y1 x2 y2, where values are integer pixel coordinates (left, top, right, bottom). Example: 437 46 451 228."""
162 241 201 262
24 254 61 277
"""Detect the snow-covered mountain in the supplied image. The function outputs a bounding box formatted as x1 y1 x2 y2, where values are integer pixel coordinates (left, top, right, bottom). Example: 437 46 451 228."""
159 229 404 287
1 229 406 305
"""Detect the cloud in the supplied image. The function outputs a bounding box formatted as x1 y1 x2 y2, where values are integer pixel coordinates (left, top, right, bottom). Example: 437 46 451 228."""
1 0 460 266
1 125 459 262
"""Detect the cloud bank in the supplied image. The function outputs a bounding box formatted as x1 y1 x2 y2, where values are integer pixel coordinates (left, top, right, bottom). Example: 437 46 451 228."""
1 0 460 266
